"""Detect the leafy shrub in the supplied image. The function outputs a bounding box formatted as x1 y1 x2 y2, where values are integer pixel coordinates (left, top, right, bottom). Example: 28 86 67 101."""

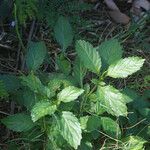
1 36 149 149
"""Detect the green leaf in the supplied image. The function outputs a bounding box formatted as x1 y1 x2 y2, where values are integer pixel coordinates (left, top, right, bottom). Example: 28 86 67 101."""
142 89 150 100
54 16 73 51
47 121 66 149
78 141 93 150
47 73 77 99
80 116 89 130
89 101 106 115
97 39 123 67
56 54 71 75
58 101 75 112
31 101 57 122
21 128 43 142
47 73 75 88
58 86 84 103
26 41 47 71
87 116 101 132
67 1 92 11
88 94 106 115
14 89 38 110
73 57 86 87
97 85 127 117
1 113 34 132
21 73 51 98
0 74 21 92
7 143 19 150
46 140 61 150
139 108 150 120
21 73 43 93
0 81 8 98
101 117 121 138
133 97 150 111
107 57 145 78
58 111 82 149
22 89 38 110
147 126 150 136
122 88 139 103
76 40 101 74
122 136 146 150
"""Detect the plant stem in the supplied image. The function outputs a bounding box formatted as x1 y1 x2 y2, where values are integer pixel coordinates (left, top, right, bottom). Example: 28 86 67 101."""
87 85 97 97
14 4 26 53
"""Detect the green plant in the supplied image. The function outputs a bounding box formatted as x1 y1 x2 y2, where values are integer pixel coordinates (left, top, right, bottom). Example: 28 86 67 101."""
37 0 91 27
0 81 8 98
1 37 149 149
12 0 91 27
14 0 37 25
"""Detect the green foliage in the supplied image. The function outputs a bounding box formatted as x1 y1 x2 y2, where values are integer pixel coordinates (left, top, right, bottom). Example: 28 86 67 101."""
14 0 89 28
15 0 37 25
0 81 8 98
57 86 84 103
73 57 86 87
103 136 146 150
26 41 47 71
0 74 21 93
54 16 74 51
86 116 101 132
101 117 121 139
107 57 145 78
88 94 106 115
56 54 71 75
1 38 147 150
0 0 148 149
37 0 91 28
97 39 123 67
78 141 93 150
97 85 127 117
58 111 82 149
76 40 101 74
1 113 34 132
31 101 57 122
21 73 43 93
22 89 38 110
122 136 146 150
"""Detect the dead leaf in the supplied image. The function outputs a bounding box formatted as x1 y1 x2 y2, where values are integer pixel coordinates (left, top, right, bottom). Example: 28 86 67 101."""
81 0 98 3
104 0 120 11
104 0 130 25
131 0 150 16
132 0 150 11
108 10 130 24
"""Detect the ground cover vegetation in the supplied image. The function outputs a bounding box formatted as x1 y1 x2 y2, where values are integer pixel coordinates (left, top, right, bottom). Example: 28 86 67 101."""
0 0 150 149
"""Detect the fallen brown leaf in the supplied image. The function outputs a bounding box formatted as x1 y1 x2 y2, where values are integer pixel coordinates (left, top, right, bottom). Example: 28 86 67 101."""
131 0 150 16
81 0 98 3
104 0 130 25
104 0 120 11
132 0 150 11
108 10 130 24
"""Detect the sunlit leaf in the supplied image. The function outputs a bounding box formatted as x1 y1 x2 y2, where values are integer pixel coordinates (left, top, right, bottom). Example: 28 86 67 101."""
97 85 127 117
31 101 57 122
76 40 101 74
107 57 145 78
58 111 82 149
58 86 84 103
